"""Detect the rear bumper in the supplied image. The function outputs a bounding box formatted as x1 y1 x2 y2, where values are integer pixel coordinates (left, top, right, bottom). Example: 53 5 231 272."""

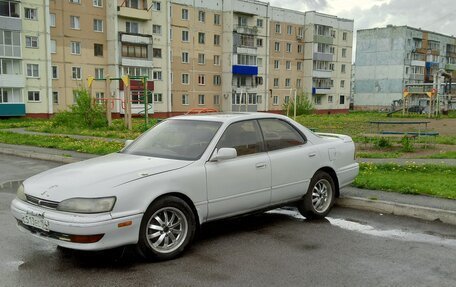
337 163 359 189
10 198 142 251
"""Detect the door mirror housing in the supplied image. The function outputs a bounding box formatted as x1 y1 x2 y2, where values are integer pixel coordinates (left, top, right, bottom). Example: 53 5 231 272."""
124 139 134 148
210 148 237 162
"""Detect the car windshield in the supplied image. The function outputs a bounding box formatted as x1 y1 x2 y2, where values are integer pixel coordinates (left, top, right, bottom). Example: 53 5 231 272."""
122 119 222 160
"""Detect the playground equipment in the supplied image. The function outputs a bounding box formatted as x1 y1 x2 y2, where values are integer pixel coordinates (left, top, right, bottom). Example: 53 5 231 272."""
87 75 153 130
402 86 437 117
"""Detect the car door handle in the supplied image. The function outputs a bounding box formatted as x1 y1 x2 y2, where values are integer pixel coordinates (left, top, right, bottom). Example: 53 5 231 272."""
308 153 317 158
255 162 267 169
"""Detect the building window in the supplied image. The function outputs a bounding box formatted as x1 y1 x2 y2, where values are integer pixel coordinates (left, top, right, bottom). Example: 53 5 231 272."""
182 52 189 63
275 23 281 33
182 94 189 105
328 95 333 103
70 16 80 29
315 96 321 105
297 61 302 71
274 60 279 69
273 78 279 87
286 43 292 53
182 30 189 42
52 91 59 104
152 24 162 35
93 19 103 32
153 71 162 80
329 63 335 71
257 58 263 67
284 96 290 103
287 25 292 35
93 0 103 7
26 64 39 78
298 45 303 53
94 92 104 104
152 93 163 103
198 53 205 64
214 14 221 25
213 95 220 105
285 61 291 70
24 8 38 20
342 48 347 58
296 79 302 88
72 67 81 79
121 43 147 58
126 21 139 34
273 96 279 105
214 34 220 46
257 19 263 27
52 66 58 79
339 95 345 105
50 13 56 27
198 32 205 44
274 42 280 52
27 91 40 102
50 40 56 53
198 11 205 22
70 0 81 4
95 68 104 79
71 41 81 55
340 80 345 88
330 46 335 54
152 1 161 11
182 8 188 20
198 94 205 105
0 1 19 18
25 36 39 48
256 95 262 104
214 55 220 65
285 78 290 87
181 73 189 84
94 43 103 56
331 30 336 38
341 64 346 73
342 32 347 41
198 74 205 85
153 48 162 58
213 75 221 85
256 38 263 47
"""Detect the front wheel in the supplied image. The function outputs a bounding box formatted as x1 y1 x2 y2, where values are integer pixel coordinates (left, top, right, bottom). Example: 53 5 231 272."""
298 171 336 219
137 196 196 261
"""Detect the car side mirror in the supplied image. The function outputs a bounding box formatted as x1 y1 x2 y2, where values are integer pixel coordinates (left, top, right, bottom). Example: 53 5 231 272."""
124 140 134 148
210 148 237 162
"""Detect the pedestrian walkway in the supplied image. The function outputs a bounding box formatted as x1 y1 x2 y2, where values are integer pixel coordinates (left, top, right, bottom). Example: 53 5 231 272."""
357 158 456 166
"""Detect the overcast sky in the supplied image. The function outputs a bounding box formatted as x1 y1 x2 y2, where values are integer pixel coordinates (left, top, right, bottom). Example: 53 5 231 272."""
269 0 455 37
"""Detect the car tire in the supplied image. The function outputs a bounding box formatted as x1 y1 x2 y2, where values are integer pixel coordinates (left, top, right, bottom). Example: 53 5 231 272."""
137 196 196 261
298 171 336 220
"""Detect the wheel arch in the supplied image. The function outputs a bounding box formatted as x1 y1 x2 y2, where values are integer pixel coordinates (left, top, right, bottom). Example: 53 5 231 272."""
315 167 340 198
151 192 201 229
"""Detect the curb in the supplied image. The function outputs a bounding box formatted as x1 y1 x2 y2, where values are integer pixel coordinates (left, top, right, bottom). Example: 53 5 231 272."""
0 147 81 164
336 196 456 226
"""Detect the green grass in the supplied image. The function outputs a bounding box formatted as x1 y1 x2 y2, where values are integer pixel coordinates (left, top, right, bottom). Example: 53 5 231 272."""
420 151 456 159
354 163 456 199
356 151 403 159
0 131 123 155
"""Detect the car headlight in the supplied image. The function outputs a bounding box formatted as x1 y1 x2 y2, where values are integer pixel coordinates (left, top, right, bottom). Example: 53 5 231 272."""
57 197 116 213
17 184 26 201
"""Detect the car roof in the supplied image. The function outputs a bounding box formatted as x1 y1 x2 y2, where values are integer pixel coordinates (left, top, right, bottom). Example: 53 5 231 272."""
171 112 289 124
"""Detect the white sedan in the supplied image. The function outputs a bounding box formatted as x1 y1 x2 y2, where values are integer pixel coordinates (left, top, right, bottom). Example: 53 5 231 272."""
11 113 358 260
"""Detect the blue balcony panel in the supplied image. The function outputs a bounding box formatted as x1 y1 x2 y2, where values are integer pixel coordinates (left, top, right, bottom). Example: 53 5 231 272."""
0 104 26 116
232 65 258 76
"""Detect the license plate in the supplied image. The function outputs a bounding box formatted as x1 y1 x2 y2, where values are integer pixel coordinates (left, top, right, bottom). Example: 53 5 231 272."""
22 214 50 232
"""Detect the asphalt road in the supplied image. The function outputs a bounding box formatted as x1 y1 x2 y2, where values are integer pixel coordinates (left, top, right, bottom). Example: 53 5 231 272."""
1 155 455 287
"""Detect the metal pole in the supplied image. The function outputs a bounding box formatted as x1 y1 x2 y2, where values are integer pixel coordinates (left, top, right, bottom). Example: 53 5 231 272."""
105 76 112 126
293 89 297 120
144 76 148 127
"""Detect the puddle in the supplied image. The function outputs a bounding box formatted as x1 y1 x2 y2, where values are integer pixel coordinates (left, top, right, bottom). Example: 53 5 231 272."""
268 208 456 248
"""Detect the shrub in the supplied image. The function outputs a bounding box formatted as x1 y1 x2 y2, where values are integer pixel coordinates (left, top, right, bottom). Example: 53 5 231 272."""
283 92 314 116
400 135 414 152
53 88 107 129
374 137 392 149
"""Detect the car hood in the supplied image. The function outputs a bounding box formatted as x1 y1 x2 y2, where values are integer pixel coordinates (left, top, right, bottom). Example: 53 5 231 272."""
23 153 192 202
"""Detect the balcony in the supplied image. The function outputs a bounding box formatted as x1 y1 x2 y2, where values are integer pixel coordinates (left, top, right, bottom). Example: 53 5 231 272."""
445 63 456 71
410 74 425 81
312 87 331 95
234 25 258 35
414 48 440 56
313 35 333 45
236 47 257 55
117 6 150 20
232 65 258 76
0 75 25 88
411 60 425 67
121 58 153 67
312 70 332 78
313 52 333 62
0 103 25 116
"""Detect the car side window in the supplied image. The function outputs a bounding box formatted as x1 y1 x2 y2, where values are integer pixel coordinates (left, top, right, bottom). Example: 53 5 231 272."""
216 120 264 156
258 119 306 151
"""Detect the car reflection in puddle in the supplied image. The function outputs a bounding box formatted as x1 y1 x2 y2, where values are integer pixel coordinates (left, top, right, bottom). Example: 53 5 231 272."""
268 208 456 248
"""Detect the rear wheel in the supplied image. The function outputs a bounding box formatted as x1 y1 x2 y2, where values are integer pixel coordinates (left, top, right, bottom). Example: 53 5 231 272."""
137 196 196 261
298 171 336 219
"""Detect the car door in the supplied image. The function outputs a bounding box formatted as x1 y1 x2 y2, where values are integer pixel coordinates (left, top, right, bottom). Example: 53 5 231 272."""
205 120 271 220
258 118 319 204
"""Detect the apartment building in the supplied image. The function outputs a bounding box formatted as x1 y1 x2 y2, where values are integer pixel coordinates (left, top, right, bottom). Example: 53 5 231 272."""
355 25 456 110
0 0 353 117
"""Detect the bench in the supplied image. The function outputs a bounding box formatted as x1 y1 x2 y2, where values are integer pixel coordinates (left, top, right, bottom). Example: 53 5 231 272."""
379 131 439 137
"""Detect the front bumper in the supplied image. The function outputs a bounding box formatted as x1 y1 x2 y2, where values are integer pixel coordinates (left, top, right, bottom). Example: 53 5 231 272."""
10 198 143 251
